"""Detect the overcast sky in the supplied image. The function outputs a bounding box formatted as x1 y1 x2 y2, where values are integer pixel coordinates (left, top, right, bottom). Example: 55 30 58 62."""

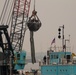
0 0 76 53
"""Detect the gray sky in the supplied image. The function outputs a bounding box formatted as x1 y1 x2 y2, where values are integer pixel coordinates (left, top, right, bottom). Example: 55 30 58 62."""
0 0 76 53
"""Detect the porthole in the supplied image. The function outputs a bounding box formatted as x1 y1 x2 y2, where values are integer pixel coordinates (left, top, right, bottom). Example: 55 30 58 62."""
47 70 48 71
66 70 67 71
50 70 52 71
60 70 62 71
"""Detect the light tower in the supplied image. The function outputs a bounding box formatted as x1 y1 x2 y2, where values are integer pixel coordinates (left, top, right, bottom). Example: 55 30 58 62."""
58 25 65 52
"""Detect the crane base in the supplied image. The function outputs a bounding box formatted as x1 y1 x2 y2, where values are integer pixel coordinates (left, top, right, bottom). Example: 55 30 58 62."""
0 65 9 75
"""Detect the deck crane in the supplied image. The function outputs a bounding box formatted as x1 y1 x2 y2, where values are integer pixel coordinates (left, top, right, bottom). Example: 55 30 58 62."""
10 0 41 64
0 0 41 74
0 0 31 74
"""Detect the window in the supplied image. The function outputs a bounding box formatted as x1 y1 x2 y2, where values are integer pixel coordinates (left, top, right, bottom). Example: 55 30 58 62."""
17 54 20 60
51 55 53 59
51 55 58 59
54 55 58 59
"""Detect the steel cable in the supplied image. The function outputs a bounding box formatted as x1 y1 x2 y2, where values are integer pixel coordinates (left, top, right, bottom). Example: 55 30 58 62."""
0 0 8 24
6 0 15 26
0 0 10 25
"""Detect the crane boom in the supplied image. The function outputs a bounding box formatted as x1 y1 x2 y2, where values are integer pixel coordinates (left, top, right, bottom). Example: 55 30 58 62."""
10 0 31 51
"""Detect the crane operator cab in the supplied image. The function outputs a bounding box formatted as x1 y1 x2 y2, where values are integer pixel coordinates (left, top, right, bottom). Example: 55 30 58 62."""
27 10 42 32
13 51 26 70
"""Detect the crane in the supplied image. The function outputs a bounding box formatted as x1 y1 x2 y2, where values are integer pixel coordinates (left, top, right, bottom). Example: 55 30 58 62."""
0 0 41 74
10 0 31 52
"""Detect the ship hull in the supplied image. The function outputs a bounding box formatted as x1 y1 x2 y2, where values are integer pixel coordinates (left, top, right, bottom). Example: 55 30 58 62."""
41 64 76 75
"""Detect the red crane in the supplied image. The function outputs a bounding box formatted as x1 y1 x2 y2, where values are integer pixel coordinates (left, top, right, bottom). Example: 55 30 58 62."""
10 0 41 64
0 0 32 75
10 0 31 52
0 0 31 52
0 1 41 74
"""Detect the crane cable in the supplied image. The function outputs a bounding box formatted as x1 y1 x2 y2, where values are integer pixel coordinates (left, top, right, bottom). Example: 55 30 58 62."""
0 0 10 25
34 0 36 10
0 0 15 60
0 0 8 24
6 0 15 26
0 0 10 48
